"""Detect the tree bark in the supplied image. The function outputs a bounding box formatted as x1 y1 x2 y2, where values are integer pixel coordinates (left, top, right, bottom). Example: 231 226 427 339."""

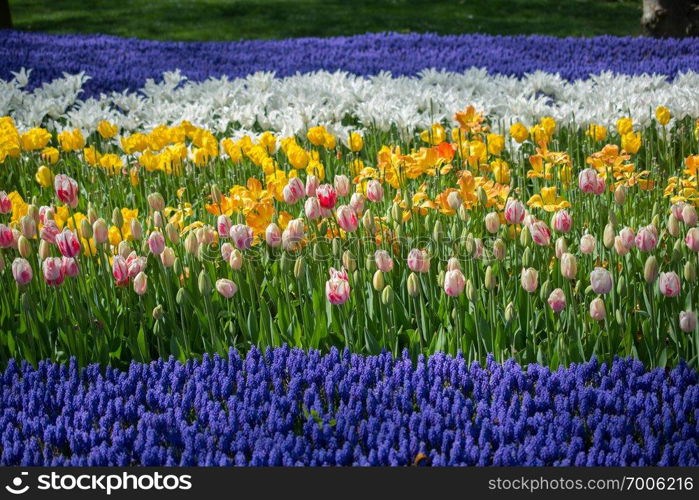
642 0 699 37
0 0 12 29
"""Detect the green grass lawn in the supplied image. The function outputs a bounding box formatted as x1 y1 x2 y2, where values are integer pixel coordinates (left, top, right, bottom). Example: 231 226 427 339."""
8 0 642 41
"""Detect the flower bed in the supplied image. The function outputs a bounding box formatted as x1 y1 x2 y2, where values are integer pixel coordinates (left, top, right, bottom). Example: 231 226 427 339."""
2 31 699 96
1 348 696 466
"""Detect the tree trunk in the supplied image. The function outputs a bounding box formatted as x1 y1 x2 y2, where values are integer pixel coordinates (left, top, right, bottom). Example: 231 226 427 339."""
642 0 699 37
0 0 12 29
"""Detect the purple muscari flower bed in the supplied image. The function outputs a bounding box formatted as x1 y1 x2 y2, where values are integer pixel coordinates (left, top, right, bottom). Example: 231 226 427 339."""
1 30 699 97
1 347 697 466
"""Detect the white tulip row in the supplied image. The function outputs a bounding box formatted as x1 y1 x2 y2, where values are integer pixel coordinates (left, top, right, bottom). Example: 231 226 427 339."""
2 67 699 140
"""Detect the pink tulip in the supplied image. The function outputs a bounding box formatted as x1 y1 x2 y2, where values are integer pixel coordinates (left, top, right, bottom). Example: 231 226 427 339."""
520 267 538 293
92 218 108 244
112 255 129 285
305 175 319 197
349 193 365 215
304 197 322 220
560 252 577 280
614 236 630 256
484 212 500 234
336 205 358 233
54 174 79 208
366 179 384 203
579 234 596 254
147 231 165 255
265 223 282 247
325 267 350 305
552 209 572 233
61 257 78 277
528 220 551 246
374 250 394 272
282 219 305 250
0 191 12 214
55 229 81 258
682 205 698 227
133 271 148 295
316 184 337 209
39 220 60 244
589 297 606 321
334 175 350 197
12 258 33 285
126 252 147 278
38 206 54 225
578 168 604 194
161 247 175 267
229 224 253 250
504 199 525 224
679 311 697 332
635 225 658 252
216 278 238 299
671 202 686 222
220 242 234 262
472 238 485 259
590 267 613 294
407 249 430 273
685 227 699 252
42 257 65 286
619 227 635 249
658 271 681 297
282 177 305 205
217 215 232 238
547 288 566 312
0 224 14 248
229 249 243 270
444 269 466 297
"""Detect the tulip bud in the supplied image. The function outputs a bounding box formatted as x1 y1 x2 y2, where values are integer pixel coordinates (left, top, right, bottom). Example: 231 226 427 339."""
165 223 180 244
644 255 659 284
294 256 305 279
555 237 567 259
679 310 697 333
153 211 164 228
184 232 199 255
682 204 698 227
79 218 92 239
92 218 108 244
504 302 515 322
684 261 696 282
390 203 402 224
161 247 175 267
519 225 531 246
130 218 143 240
603 223 615 249
477 187 488 206
614 185 627 205
18 236 31 258
466 279 476 301
148 192 165 212
176 287 187 305
493 238 506 261
651 214 660 230
522 247 532 267
133 272 148 295
342 250 357 272
437 270 445 287
118 240 131 258
38 239 50 260
432 220 443 243
173 258 183 277
407 272 419 297
198 270 212 296
539 279 552 302
616 274 626 295
152 305 165 320
87 205 98 224
458 204 469 222
666 214 680 237
561 252 577 280
484 212 500 234
589 297 606 321
484 266 496 290
372 270 385 291
364 254 374 272
112 207 123 228
381 285 394 305
229 249 243 271
520 267 538 293
464 234 474 254
20 215 36 239
210 184 222 205
608 211 618 228
362 209 375 233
